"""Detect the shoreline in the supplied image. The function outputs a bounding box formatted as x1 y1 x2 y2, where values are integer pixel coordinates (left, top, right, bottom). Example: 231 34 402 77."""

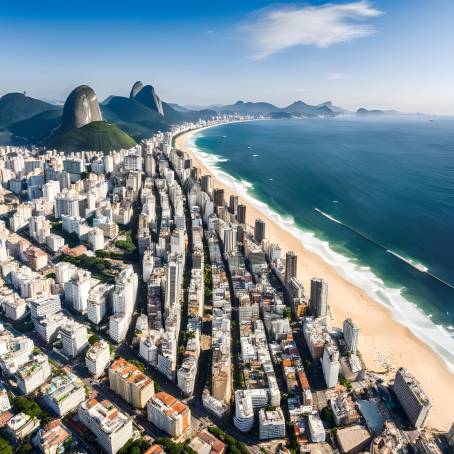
175 123 454 431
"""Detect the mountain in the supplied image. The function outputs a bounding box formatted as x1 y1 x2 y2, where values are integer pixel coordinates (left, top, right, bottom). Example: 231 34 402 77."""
317 101 350 114
356 107 386 116
0 92 59 129
217 100 280 115
130 82 164 116
101 96 171 139
58 85 103 134
47 121 136 152
168 103 189 112
283 100 335 117
9 108 63 144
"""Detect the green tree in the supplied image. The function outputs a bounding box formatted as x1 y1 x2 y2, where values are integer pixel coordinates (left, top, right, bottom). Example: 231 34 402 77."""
88 334 101 345
0 437 13 454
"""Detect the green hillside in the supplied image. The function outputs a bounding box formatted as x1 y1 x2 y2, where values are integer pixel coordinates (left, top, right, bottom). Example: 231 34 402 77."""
47 121 136 152
0 92 59 129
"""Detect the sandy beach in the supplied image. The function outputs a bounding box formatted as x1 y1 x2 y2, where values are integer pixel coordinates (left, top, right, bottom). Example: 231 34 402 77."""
176 126 454 431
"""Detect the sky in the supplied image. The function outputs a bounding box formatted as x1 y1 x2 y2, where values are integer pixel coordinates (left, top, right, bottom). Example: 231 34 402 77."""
1 0 453 114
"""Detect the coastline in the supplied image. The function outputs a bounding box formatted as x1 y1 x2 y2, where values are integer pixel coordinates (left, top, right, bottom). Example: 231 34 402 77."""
175 124 454 431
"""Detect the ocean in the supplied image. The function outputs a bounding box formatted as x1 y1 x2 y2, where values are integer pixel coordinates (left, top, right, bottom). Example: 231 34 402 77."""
190 116 454 371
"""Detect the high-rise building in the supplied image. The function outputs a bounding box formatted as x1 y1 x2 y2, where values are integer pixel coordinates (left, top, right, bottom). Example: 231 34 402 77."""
213 188 225 208
343 318 359 354
41 371 85 416
322 343 340 388
393 368 431 428
285 251 298 284
201 175 212 196
254 218 266 244
310 278 328 317
258 407 286 440
147 391 191 437
16 354 51 394
60 320 88 358
109 358 155 409
237 204 247 224
64 270 91 314
86 340 111 377
78 398 132 454
229 195 238 215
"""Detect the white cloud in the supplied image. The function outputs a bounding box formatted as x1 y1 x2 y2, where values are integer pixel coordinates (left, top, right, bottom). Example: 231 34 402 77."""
326 72 344 80
241 1 382 59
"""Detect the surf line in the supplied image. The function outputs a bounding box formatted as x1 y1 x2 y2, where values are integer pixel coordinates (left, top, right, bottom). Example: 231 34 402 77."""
314 208 454 290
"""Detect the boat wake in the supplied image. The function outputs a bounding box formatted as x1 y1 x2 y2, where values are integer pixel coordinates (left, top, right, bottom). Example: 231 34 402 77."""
315 208 454 289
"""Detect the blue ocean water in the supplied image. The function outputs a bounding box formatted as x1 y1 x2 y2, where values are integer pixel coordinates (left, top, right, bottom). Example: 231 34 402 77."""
192 117 454 367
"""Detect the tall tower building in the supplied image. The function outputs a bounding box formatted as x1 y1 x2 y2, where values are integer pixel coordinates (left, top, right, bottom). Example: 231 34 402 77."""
393 368 431 428
213 188 225 208
343 318 359 354
237 204 247 224
254 218 266 244
201 175 213 196
310 278 328 317
229 195 238 215
285 251 298 284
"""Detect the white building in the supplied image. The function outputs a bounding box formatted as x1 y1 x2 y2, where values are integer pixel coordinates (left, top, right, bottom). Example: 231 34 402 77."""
30 295 61 319
0 387 11 412
322 344 340 389
258 407 286 440
139 334 159 366
6 412 40 441
88 283 112 325
86 340 111 377
42 371 85 416
88 227 105 251
16 354 51 394
233 390 255 432
33 311 68 343
60 320 88 358
109 313 128 343
78 398 132 454
2 297 27 320
64 270 91 314
177 356 197 396
308 414 326 443
343 318 359 354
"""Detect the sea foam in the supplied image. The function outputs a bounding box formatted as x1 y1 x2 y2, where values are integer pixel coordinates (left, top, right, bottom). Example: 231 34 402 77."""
188 128 454 374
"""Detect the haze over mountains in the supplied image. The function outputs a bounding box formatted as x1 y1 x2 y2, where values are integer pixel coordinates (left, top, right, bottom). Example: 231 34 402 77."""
0 81 395 151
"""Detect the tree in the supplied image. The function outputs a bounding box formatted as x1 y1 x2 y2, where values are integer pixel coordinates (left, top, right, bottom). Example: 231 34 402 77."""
0 437 13 454
88 334 101 345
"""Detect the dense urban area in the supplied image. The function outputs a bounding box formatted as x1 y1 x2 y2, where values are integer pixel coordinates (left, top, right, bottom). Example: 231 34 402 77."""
0 115 451 454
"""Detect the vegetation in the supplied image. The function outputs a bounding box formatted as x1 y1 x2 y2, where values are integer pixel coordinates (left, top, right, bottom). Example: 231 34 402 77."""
339 375 352 391
88 334 100 345
117 438 151 454
207 426 249 454
13 396 53 424
320 407 335 428
283 307 292 320
203 242 213 302
0 436 13 454
47 121 137 153
95 249 137 263
115 229 136 253
129 359 145 372
154 438 196 454
50 221 80 248
62 254 115 282
45 272 56 279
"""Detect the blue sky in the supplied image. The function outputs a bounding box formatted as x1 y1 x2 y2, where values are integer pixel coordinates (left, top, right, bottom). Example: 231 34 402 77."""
1 0 453 113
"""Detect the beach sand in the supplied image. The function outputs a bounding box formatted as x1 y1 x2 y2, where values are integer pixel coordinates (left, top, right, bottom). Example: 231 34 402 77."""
176 127 454 431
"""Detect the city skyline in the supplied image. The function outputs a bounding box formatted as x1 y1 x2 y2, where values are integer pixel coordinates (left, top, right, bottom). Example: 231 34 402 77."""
1 0 453 114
